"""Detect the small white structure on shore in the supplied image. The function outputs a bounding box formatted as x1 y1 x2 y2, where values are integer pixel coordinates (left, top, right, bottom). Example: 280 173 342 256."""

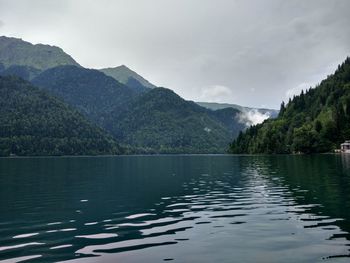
341 140 350 153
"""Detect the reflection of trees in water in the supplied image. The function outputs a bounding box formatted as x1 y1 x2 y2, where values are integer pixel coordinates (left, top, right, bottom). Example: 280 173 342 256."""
341 154 350 171
243 155 350 243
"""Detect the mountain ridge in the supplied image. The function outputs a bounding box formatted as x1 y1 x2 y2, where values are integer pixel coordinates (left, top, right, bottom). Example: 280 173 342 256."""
100 65 156 92
0 36 80 71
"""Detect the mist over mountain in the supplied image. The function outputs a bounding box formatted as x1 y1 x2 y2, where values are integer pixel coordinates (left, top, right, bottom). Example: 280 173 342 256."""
32 64 243 153
230 58 350 154
197 101 279 126
0 35 277 154
109 87 240 153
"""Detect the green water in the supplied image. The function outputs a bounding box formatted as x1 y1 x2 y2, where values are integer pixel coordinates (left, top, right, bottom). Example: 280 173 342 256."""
0 155 350 262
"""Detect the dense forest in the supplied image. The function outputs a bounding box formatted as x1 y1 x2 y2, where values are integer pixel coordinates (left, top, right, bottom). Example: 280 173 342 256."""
230 57 350 154
110 87 242 153
32 65 244 153
32 65 136 126
0 35 278 155
0 76 120 156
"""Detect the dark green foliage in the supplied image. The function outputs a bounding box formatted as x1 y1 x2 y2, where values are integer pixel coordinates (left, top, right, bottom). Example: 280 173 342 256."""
0 36 250 155
230 57 350 154
210 107 246 138
0 36 80 70
32 65 137 127
109 88 234 153
32 66 245 153
0 76 120 156
126 77 150 93
0 65 41 80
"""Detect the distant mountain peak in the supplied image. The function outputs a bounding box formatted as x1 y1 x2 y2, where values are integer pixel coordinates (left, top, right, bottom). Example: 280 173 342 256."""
0 35 80 71
99 65 156 91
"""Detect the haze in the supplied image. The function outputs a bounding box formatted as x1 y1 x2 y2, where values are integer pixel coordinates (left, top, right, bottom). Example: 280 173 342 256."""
0 0 349 108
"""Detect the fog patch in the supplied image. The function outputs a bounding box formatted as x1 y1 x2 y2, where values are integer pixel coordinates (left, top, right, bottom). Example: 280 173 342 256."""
238 109 270 127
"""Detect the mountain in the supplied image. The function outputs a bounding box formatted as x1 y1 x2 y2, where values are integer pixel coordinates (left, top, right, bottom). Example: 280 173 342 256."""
196 101 279 118
32 64 246 153
32 65 137 127
0 76 120 156
209 107 246 138
100 65 156 92
229 57 350 154
0 36 80 74
0 36 250 154
0 64 41 80
110 87 235 153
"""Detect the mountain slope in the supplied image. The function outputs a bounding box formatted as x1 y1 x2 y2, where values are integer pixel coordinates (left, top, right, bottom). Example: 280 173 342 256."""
229 57 350 154
197 101 279 118
100 65 156 91
110 88 233 153
32 65 245 153
0 76 120 156
0 64 41 80
0 36 80 72
209 107 246 138
32 65 137 127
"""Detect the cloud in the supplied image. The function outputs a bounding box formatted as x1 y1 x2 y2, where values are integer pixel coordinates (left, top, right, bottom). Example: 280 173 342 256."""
237 109 271 127
0 0 349 108
0 20 4 28
198 85 234 103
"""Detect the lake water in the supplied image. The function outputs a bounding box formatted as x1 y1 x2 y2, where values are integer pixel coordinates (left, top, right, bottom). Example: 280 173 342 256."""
1 155 350 263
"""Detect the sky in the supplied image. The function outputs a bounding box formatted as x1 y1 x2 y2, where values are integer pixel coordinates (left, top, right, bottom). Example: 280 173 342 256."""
0 0 349 109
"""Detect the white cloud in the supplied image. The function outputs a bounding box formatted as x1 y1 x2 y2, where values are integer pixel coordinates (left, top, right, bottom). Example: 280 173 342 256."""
237 109 270 127
198 85 234 103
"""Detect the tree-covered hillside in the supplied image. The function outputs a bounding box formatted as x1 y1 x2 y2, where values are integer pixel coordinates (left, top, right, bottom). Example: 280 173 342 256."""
210 107 246 138
230 57 350 154
0 76 120 156
0 36 80 71
32 65 137 127
32 65 246 153
0 64 41 80
111 87 234 153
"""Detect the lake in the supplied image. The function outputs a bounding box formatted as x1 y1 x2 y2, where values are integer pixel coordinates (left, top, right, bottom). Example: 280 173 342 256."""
0 155 350 262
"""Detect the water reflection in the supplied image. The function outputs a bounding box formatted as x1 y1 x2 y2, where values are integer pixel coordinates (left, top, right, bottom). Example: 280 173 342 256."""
0 155 349 262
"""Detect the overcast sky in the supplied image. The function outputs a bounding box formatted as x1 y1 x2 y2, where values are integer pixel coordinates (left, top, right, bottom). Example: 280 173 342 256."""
0 0 349 108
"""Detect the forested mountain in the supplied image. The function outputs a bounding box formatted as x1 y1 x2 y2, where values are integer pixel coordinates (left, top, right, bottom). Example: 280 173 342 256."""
210 107 246 138
32 65 137 127
0 64 41 80
0 36 252 154
230 57 350 154
100 65 156 92
0 76 120 156
32 64 247 153
110 88 234 153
